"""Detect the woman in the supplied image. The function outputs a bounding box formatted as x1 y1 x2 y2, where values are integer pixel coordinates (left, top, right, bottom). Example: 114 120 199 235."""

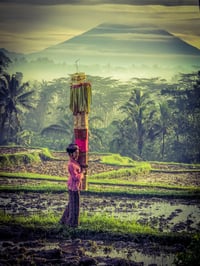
60 143 84 227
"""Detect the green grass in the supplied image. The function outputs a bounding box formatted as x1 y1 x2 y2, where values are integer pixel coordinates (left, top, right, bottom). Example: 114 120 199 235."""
80 212 155 234
0 210 57 228
0 165 151 183
0 210 156 235
0 210 196 246
0 152 41 167
0 172 66 181
151 168 200 173
0 150 199 198
90 167 151 180
89 178 195 189
0 170 199 198
0 210 196 263
100 153 135 165
100 153 150 167
87 185 200 198
0 147 58 167
0 181 199 198
0 164 151 182
0 183 66 193
0 171 199 191
150 160 200 169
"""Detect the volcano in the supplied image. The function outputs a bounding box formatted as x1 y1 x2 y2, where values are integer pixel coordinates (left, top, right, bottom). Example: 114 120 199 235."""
28 23 200 67
2 23 200 80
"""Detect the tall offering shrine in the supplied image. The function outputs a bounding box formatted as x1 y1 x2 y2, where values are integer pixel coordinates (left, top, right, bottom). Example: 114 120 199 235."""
69 72 92 190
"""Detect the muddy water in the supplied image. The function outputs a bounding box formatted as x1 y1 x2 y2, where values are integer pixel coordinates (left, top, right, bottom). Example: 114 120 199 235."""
58 240 176 266
0 191 199 265
84 240 175 266
0 187 199 265
85 196 200 232
0 238 177 266
1 192 200 233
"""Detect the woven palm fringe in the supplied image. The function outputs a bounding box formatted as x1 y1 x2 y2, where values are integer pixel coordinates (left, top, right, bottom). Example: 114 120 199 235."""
70 83 92 115
74 113 88 129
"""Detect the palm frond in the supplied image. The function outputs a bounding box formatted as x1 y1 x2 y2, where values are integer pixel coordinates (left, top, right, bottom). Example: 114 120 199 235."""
60 119 71 130
0 86 9 98
17 82 29 95
17 90 35 101
0 75 9 90
9 75 19 96
17 101 35 111
89 115 104 127
41 124 69 135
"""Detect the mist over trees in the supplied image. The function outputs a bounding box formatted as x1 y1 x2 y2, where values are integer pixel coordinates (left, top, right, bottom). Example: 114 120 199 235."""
0 52 200 163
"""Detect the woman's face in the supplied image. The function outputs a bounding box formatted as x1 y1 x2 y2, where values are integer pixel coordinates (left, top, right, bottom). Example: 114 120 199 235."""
72 148 79 160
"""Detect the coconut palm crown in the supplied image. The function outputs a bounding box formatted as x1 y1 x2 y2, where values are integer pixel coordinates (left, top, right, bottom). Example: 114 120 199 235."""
0 71 35 144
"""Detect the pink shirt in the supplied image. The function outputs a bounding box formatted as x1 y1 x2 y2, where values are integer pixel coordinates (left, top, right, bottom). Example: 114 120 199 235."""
67 158 83 191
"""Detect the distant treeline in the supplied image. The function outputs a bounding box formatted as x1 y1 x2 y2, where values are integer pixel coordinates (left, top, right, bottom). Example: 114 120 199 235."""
0 51 200 163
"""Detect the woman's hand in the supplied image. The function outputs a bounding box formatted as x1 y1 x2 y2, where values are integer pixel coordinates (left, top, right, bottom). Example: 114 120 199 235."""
81 168 86 174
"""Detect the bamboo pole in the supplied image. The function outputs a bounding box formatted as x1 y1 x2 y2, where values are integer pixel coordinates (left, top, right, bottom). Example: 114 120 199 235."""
70 72 91 190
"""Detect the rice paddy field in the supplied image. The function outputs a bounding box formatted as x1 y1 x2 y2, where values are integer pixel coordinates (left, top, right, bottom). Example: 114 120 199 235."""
0 147 200 266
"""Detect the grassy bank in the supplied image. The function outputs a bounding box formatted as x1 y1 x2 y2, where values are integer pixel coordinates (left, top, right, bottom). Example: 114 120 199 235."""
0 210 196 251
0 172 199 198
0 212 199 266
0 147 55 167
0 210 193 241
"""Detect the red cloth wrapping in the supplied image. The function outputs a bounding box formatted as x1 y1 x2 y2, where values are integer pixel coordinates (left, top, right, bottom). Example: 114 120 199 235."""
74 129 87 139
78 151 88 167
75 139 88 152
74 129 88 152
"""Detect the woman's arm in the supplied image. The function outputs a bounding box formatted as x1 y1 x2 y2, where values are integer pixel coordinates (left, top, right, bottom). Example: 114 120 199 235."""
68 163 83 181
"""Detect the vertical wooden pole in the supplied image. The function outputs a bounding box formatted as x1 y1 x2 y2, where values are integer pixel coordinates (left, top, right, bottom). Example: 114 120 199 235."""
74 112 88 190
70 72 91 190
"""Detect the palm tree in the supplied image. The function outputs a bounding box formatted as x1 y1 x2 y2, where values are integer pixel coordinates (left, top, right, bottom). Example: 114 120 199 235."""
109 118 135 157
89 115 104 151
0 72 35 144
0 51 11 73
120 88 156 157
148 101 172 160
41 114 72 136
41 114 105 151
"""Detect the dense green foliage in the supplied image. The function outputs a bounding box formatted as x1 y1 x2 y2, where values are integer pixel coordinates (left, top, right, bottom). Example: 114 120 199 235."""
109 74 200 163
1 52 200 163
0 71 35 144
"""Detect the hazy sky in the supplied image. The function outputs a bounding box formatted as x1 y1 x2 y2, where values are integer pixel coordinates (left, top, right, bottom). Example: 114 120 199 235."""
0 0 199 54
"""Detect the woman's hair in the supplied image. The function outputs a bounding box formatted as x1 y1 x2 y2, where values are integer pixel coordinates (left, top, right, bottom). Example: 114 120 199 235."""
66 143 79 154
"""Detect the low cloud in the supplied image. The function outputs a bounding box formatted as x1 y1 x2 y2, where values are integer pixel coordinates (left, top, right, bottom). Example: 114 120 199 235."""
0 2 199 53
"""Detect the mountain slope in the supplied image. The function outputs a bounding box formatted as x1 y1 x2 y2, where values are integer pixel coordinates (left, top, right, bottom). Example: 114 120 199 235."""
28 23 200 66
2 23 200 81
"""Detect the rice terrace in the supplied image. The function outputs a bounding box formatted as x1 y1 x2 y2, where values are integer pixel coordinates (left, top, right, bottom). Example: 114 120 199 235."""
1 1 200 265
0 147 200 266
